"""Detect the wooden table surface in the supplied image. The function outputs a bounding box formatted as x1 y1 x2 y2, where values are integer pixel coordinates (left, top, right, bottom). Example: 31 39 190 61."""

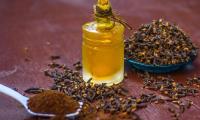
0 0 200 120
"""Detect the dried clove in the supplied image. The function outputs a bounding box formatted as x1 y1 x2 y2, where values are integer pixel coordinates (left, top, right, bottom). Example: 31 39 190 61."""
125 19 198 65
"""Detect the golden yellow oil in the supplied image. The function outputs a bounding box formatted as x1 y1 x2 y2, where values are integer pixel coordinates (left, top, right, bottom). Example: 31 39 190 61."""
82 21 124 86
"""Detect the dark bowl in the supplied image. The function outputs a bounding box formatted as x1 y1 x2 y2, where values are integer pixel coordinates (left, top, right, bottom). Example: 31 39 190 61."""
126 58 194 73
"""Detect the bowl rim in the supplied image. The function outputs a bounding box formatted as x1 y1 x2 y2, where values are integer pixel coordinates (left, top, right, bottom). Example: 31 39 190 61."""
127 58 193 68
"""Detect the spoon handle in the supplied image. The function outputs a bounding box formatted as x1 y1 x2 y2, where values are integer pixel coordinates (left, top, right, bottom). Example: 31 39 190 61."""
0 84 28 107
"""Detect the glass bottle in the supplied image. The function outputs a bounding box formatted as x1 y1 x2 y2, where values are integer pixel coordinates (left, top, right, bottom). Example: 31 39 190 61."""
82 0 124 86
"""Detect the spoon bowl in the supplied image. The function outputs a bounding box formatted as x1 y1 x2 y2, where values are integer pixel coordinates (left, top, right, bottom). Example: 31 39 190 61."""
0 84 83 119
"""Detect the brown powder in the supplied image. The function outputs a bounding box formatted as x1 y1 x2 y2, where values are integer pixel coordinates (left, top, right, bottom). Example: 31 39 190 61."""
28 90 79 116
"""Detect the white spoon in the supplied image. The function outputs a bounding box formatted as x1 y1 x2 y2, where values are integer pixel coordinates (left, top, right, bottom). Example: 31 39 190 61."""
0 84 83 119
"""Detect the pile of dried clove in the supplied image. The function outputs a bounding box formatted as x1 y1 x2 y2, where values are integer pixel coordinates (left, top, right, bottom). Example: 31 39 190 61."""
138 72 199 120
25 61 200 120
187 75 200 88
168 100 193 120
125 19 198 65
44 62 129 102
96 94 157 114
139 72 198 100
25 62 160 120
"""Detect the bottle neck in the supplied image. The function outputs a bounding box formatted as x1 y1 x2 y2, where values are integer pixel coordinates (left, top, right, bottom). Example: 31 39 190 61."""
95 16 114 29
93 0 114 30
94 0 132 30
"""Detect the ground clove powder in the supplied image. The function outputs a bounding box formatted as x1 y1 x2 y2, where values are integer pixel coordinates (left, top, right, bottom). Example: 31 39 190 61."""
28 90 79 117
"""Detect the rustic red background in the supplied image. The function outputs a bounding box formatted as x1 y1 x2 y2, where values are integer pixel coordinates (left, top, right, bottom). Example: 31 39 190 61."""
0 0 200 120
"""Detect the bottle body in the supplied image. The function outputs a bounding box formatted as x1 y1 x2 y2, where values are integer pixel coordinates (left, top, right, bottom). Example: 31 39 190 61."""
82 21 124 86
